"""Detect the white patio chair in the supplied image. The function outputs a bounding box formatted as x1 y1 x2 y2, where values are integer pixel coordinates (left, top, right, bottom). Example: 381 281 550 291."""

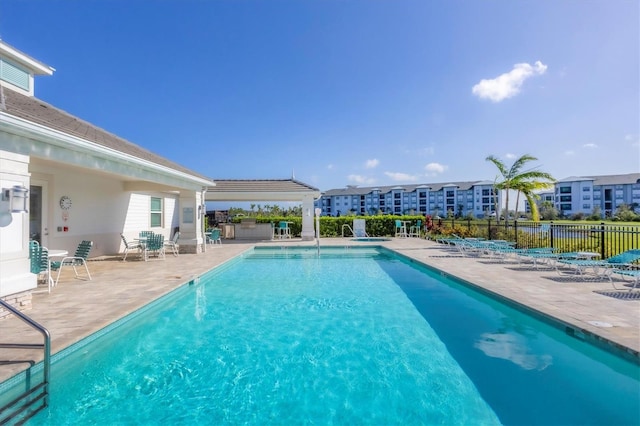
165 231 180 256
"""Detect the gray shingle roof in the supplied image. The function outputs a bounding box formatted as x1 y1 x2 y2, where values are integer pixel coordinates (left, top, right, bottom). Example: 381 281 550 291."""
1 86 211 181
209 179 319 193
558 173 640 185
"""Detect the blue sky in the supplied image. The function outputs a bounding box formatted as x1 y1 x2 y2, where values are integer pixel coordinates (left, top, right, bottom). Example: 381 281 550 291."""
1 0 638 192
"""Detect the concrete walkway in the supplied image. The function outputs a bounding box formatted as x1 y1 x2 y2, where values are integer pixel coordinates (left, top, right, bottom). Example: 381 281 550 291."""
1 237 638 384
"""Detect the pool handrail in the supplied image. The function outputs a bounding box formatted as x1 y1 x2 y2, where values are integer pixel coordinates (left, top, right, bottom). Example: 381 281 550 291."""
0 299 51 424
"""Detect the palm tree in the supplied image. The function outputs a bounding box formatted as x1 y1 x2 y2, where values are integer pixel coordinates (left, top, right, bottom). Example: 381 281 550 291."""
512 180 552 221
485 154 555 222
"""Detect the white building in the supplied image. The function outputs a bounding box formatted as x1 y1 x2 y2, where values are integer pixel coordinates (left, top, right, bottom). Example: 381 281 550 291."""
314 181 501 218
550 173 640 218
0 41 216 307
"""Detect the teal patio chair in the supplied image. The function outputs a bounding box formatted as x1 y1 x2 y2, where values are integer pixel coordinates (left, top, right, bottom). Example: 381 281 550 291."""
38 247 54 292
51 240 93 286
29 240 41 274
409 220 422 238
144 233 165 261
394 220 407 238
30 241 54 293
278 221 291 239
208 228 222 245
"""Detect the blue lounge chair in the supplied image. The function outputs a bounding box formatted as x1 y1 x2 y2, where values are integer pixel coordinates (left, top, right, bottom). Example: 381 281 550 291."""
610 269 640 291
557 249 640 279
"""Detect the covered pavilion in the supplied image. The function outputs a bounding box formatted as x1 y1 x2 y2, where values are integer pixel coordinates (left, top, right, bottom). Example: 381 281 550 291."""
205 179 321 241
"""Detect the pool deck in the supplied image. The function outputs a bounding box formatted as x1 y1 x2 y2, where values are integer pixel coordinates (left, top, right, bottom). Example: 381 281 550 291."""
1 237 639 384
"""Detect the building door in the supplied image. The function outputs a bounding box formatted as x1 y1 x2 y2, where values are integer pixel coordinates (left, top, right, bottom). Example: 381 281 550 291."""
29 180 49 247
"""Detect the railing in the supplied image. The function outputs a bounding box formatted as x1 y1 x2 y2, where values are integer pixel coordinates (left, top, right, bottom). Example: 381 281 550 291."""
0 299 50 425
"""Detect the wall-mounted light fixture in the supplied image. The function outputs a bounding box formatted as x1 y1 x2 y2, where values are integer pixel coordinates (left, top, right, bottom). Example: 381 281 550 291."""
0 185 29 227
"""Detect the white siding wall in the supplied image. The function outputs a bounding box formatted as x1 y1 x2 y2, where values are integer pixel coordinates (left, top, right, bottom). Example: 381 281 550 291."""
123 193 151 233
123 193 179 243
30 161 181 257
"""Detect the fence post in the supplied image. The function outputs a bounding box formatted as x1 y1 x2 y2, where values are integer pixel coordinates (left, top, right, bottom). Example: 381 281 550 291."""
600 222 606 259
549 221 554 250
514 220 519 247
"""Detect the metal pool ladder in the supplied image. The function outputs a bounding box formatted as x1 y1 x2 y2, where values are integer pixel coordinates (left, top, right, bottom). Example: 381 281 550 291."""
0 299 51 425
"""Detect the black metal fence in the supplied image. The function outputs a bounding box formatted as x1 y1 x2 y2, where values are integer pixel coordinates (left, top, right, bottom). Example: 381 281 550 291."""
435 219 640 259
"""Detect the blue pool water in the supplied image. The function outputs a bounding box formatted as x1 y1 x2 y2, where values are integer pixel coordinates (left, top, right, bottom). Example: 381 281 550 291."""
14 247 640 424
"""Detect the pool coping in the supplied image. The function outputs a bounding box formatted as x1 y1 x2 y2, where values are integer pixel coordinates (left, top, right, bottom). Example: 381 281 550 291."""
388 248 640 365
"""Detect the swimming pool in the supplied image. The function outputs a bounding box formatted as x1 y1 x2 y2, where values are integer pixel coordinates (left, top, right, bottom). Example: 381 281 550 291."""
6 246 640 424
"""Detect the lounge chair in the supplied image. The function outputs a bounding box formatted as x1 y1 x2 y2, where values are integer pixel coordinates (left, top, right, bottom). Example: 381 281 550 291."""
435 234 465 245
610 269 640 291
556 249 640 279
516 248 558 268
121 233 143 261
353 219 368 238
165 231 180 256
51 240 93 285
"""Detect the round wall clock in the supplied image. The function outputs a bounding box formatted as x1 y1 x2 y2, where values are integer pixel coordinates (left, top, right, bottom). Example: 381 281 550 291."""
59 195 72 210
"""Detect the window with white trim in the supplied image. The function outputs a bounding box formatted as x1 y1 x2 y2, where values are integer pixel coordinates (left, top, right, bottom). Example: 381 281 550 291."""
150 197 163 228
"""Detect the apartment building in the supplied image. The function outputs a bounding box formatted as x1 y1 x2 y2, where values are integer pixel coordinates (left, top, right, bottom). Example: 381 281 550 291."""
314 181 500 218
548 173 640 217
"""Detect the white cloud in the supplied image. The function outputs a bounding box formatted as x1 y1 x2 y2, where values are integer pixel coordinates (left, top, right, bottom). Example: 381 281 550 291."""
472 61 548 102
505 153 517 159
327 164 334 170
384 172 419 182
475 332 552 371
365 159 379 169
347 174 376 185
582 143 598 149
424 162 448 175
565 150 575 156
